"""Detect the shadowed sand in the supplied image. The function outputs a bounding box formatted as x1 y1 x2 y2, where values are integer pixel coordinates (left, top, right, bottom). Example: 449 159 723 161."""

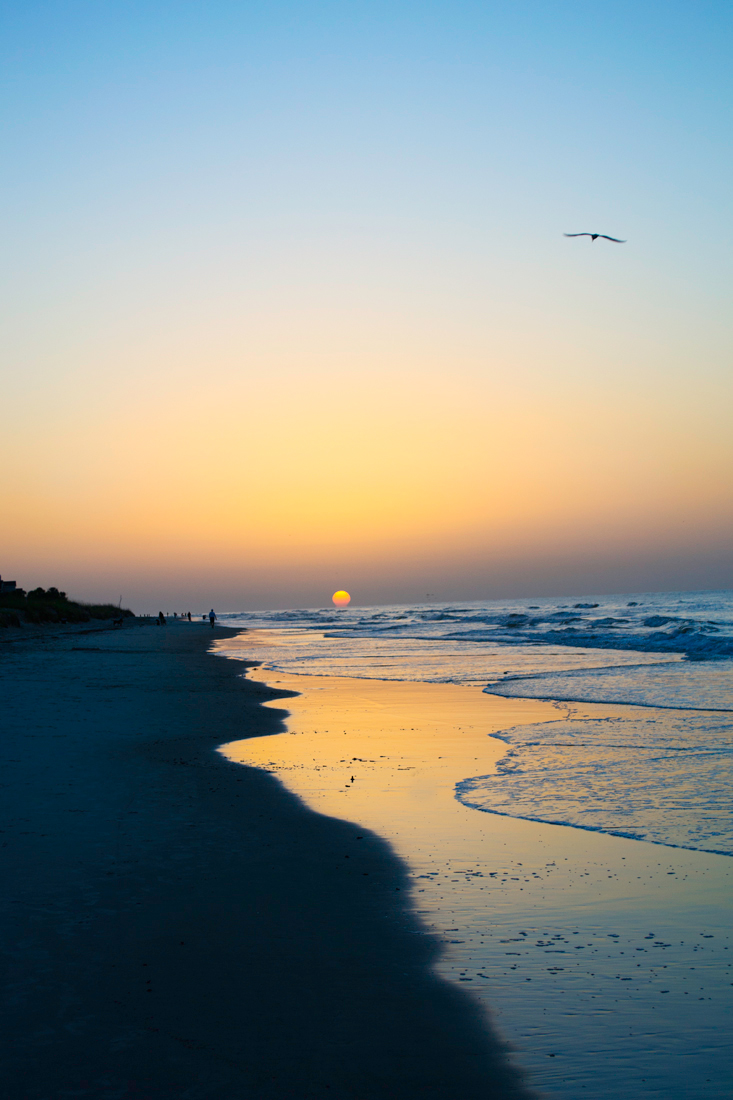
1 622 535 1100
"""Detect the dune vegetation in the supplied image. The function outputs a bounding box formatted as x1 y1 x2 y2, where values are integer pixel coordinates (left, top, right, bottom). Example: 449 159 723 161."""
0 586 134 628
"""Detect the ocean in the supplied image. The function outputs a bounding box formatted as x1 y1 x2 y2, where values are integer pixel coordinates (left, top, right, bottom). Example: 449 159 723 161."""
217 591 733 1098
219 589 733 857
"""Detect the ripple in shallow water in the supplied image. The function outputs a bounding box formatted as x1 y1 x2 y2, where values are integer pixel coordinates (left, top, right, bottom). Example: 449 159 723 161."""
457 711 733 855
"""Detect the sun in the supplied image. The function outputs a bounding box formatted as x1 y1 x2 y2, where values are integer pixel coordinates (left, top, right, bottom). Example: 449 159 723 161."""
332 590 351 608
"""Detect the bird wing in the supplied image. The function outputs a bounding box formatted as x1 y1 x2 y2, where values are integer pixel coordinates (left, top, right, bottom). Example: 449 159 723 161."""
564 233 591 237
599 235 626 242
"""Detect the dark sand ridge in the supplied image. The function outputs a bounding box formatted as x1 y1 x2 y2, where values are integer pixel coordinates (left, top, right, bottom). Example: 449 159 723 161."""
1 621 535 1100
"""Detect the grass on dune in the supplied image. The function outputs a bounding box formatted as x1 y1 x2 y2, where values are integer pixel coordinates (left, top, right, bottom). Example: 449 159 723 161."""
0 587 134 628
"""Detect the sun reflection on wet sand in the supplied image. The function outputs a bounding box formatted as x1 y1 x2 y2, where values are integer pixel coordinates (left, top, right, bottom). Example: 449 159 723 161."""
224 671 556 832
218 634 733 1100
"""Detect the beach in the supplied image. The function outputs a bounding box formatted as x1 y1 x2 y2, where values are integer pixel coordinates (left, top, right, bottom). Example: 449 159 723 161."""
1 620 533 1100
219 628 733 1099
6 5 731 1096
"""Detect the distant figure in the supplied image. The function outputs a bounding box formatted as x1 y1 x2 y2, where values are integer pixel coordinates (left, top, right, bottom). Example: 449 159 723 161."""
187 611 192 621
564 232 626 243
158 612 166 625
209 609 217 629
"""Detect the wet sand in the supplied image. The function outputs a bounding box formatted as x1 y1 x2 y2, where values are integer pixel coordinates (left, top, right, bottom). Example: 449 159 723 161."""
1 622 534 1100
219 642 733 1100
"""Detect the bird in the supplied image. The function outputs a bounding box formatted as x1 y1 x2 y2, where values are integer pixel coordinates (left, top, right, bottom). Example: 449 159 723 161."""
564 232 626 242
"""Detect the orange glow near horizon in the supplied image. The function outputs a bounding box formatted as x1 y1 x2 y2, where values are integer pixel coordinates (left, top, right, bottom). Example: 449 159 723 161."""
332 590 351 607
2 5 733 610
2 347 732 608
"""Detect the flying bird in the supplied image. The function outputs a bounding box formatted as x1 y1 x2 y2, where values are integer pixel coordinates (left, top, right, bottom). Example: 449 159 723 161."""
564 233 626 242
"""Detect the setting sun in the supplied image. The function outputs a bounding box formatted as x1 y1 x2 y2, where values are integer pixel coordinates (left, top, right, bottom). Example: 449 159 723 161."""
332 590 351 608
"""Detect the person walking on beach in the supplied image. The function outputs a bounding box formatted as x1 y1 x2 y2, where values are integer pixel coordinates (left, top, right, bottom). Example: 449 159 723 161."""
209 609 217 628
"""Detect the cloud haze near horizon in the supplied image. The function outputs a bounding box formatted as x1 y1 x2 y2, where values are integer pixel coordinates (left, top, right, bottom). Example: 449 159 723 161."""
1 1 731 610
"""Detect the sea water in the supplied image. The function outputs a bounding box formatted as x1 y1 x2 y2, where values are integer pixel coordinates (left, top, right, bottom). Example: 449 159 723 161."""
217 591 733 1098
219 590 733 856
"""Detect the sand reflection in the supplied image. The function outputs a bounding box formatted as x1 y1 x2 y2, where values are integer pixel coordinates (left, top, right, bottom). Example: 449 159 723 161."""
218 635 733 1100
222 669 557 839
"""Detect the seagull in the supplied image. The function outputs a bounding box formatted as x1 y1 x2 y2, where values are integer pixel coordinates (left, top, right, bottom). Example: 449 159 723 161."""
564 232 626 242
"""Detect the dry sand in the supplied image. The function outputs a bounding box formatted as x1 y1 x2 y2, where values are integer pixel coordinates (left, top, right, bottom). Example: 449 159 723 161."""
1 621 535 1100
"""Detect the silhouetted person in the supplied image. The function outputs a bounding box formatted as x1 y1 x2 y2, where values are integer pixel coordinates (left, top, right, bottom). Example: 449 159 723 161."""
158 612 166 625
187 612 192 621
209 609 216 628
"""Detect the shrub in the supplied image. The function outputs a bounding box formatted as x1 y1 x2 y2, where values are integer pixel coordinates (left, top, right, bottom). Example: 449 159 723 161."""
0 587 134 627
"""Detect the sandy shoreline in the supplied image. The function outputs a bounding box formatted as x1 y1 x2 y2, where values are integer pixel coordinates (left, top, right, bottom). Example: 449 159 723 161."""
1 621 533 1100
218 634 733 1100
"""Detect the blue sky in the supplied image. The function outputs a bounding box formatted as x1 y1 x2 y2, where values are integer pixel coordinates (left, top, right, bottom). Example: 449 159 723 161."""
2 1 731 606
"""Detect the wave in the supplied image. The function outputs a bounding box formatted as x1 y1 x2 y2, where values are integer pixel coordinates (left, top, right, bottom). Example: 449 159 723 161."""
455 712 733 856
222 593 733 663
445 626 733 661
483 659 733 711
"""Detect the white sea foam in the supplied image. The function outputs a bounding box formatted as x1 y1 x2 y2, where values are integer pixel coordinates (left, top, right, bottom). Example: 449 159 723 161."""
456 712 733 855
485 659 733 710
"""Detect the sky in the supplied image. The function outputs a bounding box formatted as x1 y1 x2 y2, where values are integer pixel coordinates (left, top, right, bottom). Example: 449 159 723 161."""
1 1 731 610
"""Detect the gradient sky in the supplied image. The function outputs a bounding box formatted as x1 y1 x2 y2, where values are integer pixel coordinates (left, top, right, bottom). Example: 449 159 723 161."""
2 1 731 610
